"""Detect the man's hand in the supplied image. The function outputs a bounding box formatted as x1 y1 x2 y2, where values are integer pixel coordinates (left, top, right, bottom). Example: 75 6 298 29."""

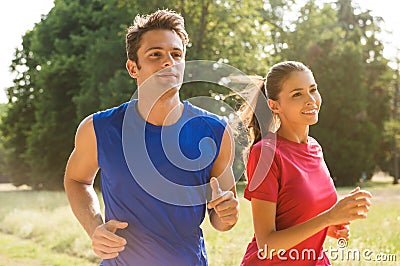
207 177 239 227
91 220 128 259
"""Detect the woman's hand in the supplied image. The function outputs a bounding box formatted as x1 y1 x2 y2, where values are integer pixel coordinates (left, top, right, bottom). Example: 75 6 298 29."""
327 223 350 240
325 187 372 226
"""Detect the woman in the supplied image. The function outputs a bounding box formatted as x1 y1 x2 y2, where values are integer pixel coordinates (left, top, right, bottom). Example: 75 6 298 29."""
240 61 372 265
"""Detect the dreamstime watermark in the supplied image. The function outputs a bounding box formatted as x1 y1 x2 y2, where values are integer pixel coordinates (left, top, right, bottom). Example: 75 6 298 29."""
257 238 397 263
326 238 397 263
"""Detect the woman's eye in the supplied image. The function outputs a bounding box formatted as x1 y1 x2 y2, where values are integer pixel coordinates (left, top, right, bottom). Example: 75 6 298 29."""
293 92 301 97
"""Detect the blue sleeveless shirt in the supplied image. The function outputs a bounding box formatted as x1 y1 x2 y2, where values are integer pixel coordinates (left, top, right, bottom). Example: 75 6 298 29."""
93 100 226 266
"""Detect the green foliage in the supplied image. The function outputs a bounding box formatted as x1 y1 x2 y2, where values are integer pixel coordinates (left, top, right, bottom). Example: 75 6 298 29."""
0 31 37 187
25 55 80 189
0 104 6 115
0 103 9 182
1 0 138 189
0 0 396 188
279 0 392 185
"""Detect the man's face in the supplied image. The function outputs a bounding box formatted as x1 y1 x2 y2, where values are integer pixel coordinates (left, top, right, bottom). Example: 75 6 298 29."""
127 29 185 93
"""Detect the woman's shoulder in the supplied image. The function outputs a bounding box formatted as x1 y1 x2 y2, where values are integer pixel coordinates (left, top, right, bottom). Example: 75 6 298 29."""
308 135 323 150
308 135 319 144
250 133 279 159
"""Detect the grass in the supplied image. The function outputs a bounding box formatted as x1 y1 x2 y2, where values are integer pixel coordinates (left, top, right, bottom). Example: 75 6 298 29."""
202 177 400 266
0 232 98 266
0 176 399 265
0 189 100 265
321 178 400 265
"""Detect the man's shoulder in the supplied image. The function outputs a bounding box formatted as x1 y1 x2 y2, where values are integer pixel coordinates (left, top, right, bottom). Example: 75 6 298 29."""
184 100 227 125
93 100 133 121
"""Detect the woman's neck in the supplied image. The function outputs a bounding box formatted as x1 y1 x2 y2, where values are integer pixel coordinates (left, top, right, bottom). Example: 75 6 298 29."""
277 125 309 144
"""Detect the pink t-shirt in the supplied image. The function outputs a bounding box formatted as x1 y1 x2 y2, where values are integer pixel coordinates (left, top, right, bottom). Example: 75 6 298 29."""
241 133 337 266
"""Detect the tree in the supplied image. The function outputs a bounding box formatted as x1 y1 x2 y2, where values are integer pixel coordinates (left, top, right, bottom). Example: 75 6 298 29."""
279 0 391 185
0 0 137 189
2 0 393 188
0 103 10 182
383 57 400 184
1 0 281 189
0 31 38 187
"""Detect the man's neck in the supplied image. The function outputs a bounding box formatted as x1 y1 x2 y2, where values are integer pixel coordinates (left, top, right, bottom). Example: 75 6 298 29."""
137 91 184 126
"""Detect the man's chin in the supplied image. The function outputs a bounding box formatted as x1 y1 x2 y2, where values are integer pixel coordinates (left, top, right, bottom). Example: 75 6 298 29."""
156 79 182 90
138 76 182 99
164 86 181 94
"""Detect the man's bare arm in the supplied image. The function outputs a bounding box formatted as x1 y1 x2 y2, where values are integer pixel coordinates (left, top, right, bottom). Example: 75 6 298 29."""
64 115 127 259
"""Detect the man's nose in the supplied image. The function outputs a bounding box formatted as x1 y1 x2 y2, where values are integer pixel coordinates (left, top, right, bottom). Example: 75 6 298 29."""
162 54 174 67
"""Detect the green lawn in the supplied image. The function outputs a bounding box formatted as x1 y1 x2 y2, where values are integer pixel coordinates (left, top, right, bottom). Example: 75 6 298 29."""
0 232 98 266
0 177 399 266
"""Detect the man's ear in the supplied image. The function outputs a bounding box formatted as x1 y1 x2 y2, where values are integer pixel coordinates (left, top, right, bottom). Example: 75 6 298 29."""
267 99 280 113
126 59 138 78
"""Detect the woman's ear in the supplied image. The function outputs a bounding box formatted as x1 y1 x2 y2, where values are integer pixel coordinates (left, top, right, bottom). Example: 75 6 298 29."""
267 99 280 113
126 59 139 78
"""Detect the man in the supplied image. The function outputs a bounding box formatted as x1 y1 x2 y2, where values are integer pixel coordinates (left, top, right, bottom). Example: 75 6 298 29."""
64 9 239 265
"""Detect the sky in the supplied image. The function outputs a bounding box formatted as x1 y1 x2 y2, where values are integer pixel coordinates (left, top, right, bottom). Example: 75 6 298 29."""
0 0 400 104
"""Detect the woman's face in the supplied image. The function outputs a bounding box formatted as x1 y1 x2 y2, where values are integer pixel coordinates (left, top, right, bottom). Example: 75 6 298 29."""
270 70 321 129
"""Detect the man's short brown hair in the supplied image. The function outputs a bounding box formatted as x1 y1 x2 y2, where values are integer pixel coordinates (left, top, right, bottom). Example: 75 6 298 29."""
126 9 189 66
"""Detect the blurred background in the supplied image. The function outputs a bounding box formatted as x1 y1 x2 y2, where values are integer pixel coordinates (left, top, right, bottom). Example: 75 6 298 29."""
0 1 399 265
1 0 400 189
